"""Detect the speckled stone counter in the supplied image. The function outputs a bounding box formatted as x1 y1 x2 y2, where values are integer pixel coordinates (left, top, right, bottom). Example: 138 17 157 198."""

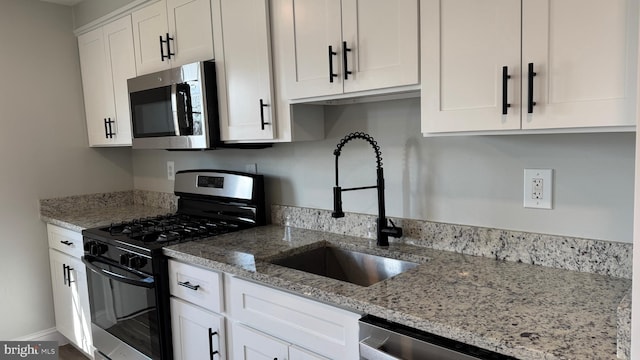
38 193 632 359
39 190 175 231
164 225 631 360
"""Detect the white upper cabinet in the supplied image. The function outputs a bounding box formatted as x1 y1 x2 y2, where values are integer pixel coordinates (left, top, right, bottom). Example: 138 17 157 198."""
132 0 214 75
421 0 637 134
78 15 136 146
279 0 419 100
421 0 521 132
216 0 276 141
521 0 636 130
340 0 420 93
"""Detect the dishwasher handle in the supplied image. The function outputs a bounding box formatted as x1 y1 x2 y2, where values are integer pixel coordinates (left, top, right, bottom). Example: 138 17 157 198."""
359 337 402 360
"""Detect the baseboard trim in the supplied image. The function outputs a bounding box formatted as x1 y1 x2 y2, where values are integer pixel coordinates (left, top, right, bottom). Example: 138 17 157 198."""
11 327 68 345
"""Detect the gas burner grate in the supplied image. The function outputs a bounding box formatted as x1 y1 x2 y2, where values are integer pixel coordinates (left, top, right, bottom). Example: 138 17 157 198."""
101 213 239 244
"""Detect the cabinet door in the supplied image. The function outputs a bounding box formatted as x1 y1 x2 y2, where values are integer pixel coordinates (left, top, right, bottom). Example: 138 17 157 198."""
102 16 136 146
522 0 636 129
167 0 214 67
231 323 288 360
218 0 276 141
289 346 330 360
170 298 225 360
279 0 343 99
132 0 170 75
49 250 92 355
341 0 419 93
421 0 522 133
78 27 113 146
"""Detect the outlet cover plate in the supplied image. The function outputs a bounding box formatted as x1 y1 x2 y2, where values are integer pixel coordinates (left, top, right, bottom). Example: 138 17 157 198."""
524 169 553 209
167 161 175 181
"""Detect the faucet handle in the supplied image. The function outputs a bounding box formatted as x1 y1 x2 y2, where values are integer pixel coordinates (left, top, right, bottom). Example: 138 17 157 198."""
381 219 403 238
331 187 345 218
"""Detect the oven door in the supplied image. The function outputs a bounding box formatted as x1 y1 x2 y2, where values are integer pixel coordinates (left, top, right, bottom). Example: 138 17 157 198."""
82 255 161 360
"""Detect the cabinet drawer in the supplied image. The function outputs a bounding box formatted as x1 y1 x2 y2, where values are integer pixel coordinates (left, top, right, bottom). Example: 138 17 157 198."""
168 260 223 313
227 276 360 360
47 224 83 258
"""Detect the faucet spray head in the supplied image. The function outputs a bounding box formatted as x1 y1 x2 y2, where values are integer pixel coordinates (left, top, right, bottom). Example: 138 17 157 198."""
331 187 345 218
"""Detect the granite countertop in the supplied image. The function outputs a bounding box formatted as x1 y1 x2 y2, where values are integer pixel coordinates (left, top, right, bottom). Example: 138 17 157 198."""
39 191 172 232
164 225 631 360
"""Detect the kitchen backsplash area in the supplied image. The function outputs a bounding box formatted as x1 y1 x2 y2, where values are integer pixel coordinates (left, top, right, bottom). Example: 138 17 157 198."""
41 190 632 279
273 205 632 279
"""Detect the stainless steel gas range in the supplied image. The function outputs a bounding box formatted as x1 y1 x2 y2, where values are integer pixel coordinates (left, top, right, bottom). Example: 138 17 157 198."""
81 170 265 360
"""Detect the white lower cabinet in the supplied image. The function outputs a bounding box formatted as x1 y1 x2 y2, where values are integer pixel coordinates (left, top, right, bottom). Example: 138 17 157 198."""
168 260 226 359
170 298 225 360
231 323 288 360
231 322 329 360
226 275 361 360
46 225 92 356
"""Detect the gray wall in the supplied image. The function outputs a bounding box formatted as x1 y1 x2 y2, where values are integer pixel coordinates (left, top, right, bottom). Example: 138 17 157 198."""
133 98 635 243
72 0 137 28
0 0 132 340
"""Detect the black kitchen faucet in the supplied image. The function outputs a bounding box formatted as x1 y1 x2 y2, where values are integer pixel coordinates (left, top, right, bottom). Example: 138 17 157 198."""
332 132 402 247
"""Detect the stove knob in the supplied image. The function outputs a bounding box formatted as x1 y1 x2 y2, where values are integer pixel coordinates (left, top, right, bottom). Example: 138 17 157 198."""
85 242 107 256
120 254 147 269
129 257 147 269
83 241 96 252
119 254 132 267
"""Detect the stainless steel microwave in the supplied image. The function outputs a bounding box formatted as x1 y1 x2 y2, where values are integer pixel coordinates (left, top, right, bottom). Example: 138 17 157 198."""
127 60 220 149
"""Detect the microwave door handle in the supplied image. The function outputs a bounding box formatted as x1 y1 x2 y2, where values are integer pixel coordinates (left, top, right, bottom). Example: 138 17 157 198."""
170 83 180 135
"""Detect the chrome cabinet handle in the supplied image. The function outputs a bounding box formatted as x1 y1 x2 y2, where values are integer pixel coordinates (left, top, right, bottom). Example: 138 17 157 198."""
328 45 338 83
342 41 352 80
177 281 200 291
527 62 537 114
502 66 511 115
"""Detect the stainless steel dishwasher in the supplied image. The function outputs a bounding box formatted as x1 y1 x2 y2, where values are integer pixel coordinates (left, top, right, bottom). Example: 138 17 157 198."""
359 315 517 360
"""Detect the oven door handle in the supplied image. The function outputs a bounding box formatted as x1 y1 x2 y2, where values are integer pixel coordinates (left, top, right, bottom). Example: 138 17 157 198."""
82 255 155 288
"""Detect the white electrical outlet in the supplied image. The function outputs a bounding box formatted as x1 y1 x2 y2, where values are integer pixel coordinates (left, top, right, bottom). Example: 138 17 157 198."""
167 161 175 181
524 169 553 209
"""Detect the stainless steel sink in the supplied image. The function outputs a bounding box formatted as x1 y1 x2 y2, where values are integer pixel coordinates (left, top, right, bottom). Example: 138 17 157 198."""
271 245 419 287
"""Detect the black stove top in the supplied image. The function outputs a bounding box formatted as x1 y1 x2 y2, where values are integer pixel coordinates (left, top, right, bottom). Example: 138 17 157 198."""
82 170 266 256
99 213 241 244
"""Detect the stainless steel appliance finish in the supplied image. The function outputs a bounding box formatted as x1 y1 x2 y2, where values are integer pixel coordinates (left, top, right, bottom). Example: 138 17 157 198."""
359 316 516 360
272 245 418 287
82 170 266 360
128 61 219 150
